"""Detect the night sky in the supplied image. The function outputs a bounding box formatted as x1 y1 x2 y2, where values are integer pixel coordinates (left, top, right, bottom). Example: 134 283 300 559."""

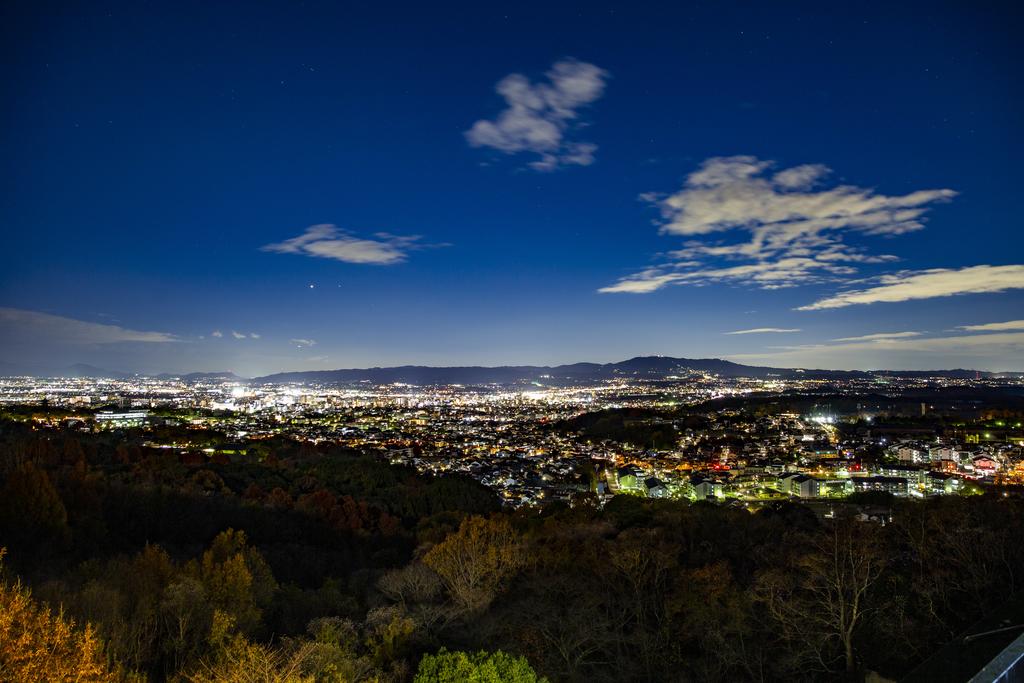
2 1 1022 375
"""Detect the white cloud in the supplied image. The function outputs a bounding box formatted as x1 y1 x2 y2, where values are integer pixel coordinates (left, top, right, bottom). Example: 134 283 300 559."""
831 331 922 342
599 267 688 294
466 59 608 171
250 333 261 339
0 308 177 344
599 257 862 294
728 330 1024 371
799 265 1024 310
290 338 317 348
724 327 802 335
772 164 830 190
600 156 955 293
959 319 1024 332
211 330 223 338
655 156 954 237
263 224 433 265
231 331 247 339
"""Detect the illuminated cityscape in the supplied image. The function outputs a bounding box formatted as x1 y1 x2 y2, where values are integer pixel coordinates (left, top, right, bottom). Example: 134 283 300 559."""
4 368 1022 509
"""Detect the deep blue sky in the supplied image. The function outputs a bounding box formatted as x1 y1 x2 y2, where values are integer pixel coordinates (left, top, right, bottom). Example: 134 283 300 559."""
2 0 1022 375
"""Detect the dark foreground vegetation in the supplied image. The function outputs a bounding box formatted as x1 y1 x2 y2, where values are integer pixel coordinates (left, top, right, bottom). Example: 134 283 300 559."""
1 418 1023 682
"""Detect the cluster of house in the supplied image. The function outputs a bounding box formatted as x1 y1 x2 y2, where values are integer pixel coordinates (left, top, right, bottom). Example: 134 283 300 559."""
613 465 672 498
612 459 967 502
604 424 1024 504
389 444 588 507
771 466 964 499
890 441 1003 477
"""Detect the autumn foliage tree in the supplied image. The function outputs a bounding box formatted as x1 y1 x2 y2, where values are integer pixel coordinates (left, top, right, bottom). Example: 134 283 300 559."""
423 515 524 614
190 529 277 637
0 549 126 682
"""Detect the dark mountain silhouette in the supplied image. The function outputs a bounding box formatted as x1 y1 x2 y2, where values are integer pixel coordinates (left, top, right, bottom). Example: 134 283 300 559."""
64 363 130 379
250 356 1004 386
6 357 1013 382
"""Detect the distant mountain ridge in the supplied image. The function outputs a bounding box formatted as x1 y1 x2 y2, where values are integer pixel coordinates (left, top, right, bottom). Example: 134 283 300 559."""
9 365 248 381
65 363 131 379
250 356 1013 386
4 357 1016 383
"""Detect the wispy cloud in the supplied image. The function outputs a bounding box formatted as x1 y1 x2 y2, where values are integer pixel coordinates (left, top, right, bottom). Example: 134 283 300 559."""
290 338 317 348
959 319 1024 332
263 224 438 265
600 156 955 293
724 327 801 335
798 265 1024 310
831 331 922 342
0 308 177 344
210 331 259 340
466 59 608 171
729 330 1024 370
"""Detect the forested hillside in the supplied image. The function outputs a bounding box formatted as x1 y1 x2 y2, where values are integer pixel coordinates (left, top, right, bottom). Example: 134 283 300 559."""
1 418 1023 682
